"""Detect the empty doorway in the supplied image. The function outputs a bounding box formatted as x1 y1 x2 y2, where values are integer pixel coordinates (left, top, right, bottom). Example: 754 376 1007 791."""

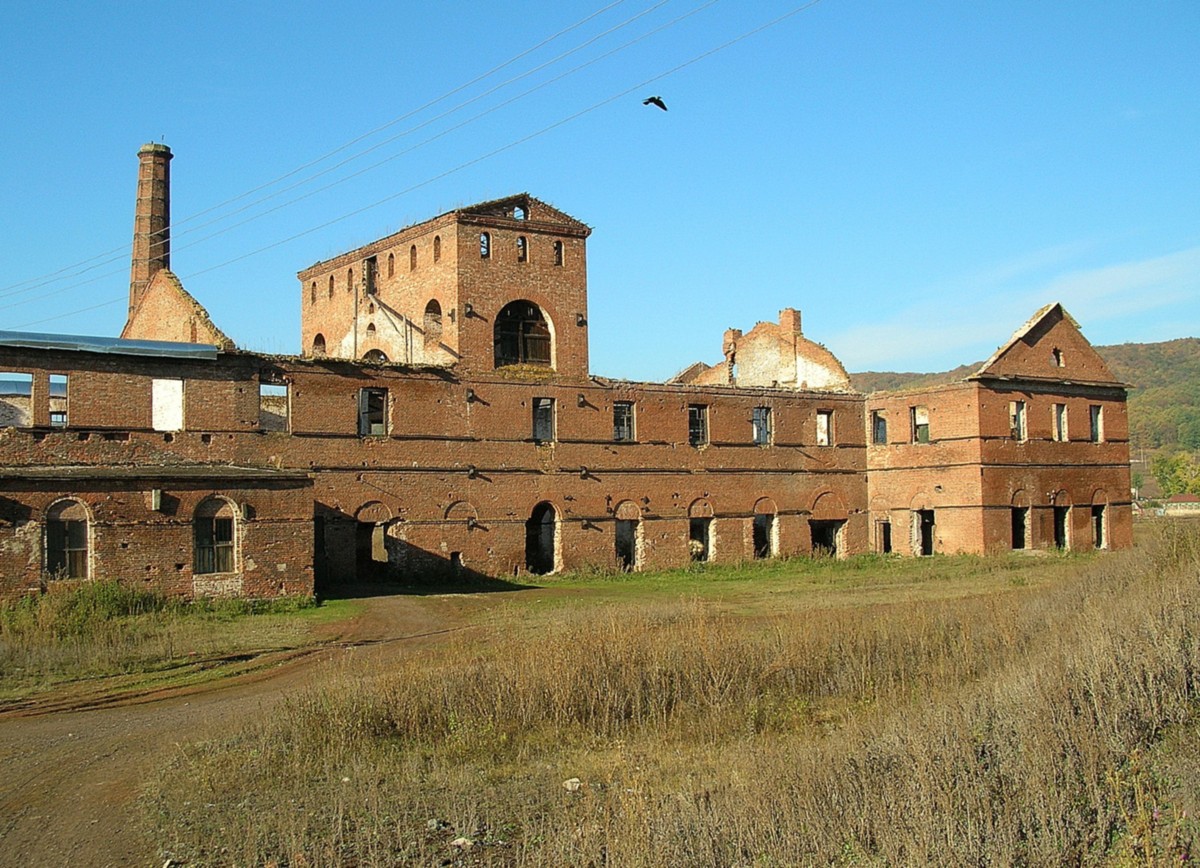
915 510 935 556
810 519 844 556
525 502 558 574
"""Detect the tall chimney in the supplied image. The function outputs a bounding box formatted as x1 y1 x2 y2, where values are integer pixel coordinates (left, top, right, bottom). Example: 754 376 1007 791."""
128 143 172 317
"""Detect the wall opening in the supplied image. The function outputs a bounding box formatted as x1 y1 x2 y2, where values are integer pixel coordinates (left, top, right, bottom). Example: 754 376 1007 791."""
871 410 887 445
355 522 390 581
752 513 776 558
915 509 935 556
689 517 713 562
364 256 378 295
532 397 555 442
525 502 557 575
613 401 635 442
688 404 709 447
424 300 443 347
911 406 930 444
810 519 844 556
1011 507 1029 550
46 499 89 579
877 519 892 554
312 333 326 356
1092 505 1106 549
494 301 551 368
615 519 638 570
752 406 772 446
0 371 33 427
1054 506 1070 549
358 388 388 435
259 382 289 432
194 499 237 574
553 240 564 266
48 374 68 428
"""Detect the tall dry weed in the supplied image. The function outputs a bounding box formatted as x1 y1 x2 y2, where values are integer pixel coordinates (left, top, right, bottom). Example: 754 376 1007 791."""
149 528 1200 866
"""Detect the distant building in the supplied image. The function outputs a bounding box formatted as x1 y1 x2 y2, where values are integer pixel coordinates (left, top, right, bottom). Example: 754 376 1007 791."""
0 145 1133 599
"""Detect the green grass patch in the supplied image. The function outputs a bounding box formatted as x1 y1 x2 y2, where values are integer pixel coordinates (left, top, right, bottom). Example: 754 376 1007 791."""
0 583 352 704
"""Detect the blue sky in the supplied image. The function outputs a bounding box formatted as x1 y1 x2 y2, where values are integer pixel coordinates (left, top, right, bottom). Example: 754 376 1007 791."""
1 0 1197 380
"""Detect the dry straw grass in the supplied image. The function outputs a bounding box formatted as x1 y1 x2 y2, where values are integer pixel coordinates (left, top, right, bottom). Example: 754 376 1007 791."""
149 524 1200 865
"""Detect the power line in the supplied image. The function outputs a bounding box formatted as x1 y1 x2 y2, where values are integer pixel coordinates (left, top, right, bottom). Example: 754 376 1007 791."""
11 0 825 331
0 0 707 310
0 0 637 297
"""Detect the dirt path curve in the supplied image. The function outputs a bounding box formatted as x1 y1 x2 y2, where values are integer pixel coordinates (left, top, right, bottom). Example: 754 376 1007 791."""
0 591 493 867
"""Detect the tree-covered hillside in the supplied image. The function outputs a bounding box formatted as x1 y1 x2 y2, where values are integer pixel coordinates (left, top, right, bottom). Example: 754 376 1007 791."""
851 338 1200 452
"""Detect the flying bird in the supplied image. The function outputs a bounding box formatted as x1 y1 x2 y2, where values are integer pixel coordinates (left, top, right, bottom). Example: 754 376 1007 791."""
642 95 668 111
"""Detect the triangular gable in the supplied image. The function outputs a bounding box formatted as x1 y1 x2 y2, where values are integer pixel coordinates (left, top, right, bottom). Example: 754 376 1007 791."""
972 302 1120 385
459 194 589 232
121 270 235 350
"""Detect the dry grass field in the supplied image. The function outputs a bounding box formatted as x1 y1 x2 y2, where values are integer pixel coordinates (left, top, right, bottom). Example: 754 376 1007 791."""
141 523 1200 866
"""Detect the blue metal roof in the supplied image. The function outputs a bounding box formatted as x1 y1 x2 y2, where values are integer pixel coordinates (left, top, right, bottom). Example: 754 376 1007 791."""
0 330 219 360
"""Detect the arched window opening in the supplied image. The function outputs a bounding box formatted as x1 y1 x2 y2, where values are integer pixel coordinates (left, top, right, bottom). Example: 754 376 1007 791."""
387 252 395 277
328 275 334 298
309 281 316 305
433 235 442 262
494 300 552 368
410 244 417 271
312 333 326 356
194 499 237 574
424 300 443 347
46 499 88 579
525 502 557 574
553 240 564 267
366 323 376 338
513 204 527 221
480 232 491 259
363 349 388 364
516 236 528 263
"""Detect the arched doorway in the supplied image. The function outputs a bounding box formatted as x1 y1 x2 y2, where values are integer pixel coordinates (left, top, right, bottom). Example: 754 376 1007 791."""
495 300 552 368
525 501 558 574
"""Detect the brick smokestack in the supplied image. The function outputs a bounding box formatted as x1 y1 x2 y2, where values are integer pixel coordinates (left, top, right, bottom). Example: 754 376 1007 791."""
128 143 172 317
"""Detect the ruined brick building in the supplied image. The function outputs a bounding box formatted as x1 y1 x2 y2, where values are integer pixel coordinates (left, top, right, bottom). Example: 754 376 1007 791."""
0 145 1132 599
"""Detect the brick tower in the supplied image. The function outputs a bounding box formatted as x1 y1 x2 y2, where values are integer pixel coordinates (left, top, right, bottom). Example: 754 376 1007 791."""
128 143 173 318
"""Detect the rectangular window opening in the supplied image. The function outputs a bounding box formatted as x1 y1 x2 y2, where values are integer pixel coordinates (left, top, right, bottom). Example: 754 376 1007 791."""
259 382 289 432
364 255 378 295
1089 405 1104 443
1009 400 1027 441
871 410 888 445
1053 403 1068 442
358 388 388 436
688 404 709 447
752 406 772 446
0 371 34 428
613 401 635 442
911 405 930 444
48 374 68 428
46 519 88 578
816 409 833 446
532 397 555 443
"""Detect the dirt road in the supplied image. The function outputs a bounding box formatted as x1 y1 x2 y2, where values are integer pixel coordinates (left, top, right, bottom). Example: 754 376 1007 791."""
0 591 489 867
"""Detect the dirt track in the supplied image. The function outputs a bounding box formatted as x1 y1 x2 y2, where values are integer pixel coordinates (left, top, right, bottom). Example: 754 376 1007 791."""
0 591 488 867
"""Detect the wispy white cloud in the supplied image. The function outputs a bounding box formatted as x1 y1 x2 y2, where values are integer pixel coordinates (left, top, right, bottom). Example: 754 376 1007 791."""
831 244 1200 371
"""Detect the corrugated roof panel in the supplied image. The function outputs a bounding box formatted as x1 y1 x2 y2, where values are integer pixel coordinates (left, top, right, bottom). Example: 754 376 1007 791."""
0 330 219 360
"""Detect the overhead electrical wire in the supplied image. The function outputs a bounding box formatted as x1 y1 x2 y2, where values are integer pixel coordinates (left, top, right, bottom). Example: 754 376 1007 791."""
0 0 636 297
11 0 824 331
0 0 704 312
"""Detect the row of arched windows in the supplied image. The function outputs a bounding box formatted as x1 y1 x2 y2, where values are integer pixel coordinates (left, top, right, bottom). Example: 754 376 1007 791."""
43 498 240 580
308 237 448 305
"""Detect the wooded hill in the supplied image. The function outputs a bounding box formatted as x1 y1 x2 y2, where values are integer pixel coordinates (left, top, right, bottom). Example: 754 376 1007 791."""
851 338 1200 453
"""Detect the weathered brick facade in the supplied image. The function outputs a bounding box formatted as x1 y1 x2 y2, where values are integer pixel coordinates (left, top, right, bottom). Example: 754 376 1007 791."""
0 146 1132 600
